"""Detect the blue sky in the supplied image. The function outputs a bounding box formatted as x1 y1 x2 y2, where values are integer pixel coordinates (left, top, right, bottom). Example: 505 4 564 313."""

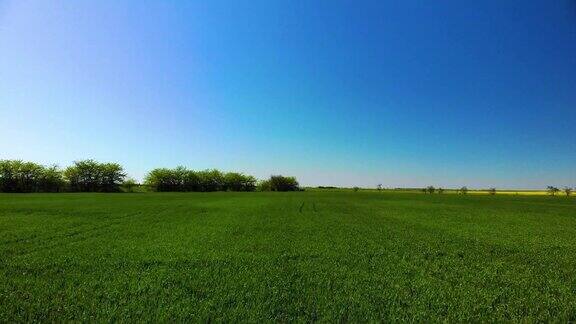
1 0 575 189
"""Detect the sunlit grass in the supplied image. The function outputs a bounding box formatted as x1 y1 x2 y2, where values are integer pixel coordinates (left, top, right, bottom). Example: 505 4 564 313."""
1 191 575 321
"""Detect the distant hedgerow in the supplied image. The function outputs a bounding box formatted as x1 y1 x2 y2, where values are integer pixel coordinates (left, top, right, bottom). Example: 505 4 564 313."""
0 160 65 193
0 159 125 193
258 175 301 192
144 167 257 192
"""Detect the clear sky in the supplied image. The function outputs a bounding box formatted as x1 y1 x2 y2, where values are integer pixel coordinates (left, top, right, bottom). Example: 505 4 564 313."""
1 1 575 189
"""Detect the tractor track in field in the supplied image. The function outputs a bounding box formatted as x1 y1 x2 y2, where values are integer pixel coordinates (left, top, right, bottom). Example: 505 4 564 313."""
298 202 319 213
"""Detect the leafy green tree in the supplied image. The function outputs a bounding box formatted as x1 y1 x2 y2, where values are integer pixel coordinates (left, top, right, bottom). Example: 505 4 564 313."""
181 168 200 192
0 160 17 192
547 186 560 196
488 188 496 195
144 167 257 192
0 160 65 193
268 175 300 191
100 163 126 192
18 161 44 192
39 165 65 192
122 178 138 193
437 188 444 194
563 187 572 197
198 169 225 192
257 179 272 191
426 186 435 194
224 172 256 191
65 160 125 192
460 186 468 195
145 168 177 192
353 186 360 192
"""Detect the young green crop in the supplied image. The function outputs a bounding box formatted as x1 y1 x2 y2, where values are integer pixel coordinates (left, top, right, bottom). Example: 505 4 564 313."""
1 191 575 321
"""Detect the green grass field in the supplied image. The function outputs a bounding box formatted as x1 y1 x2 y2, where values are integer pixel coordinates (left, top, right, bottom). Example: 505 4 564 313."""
1 192 575 322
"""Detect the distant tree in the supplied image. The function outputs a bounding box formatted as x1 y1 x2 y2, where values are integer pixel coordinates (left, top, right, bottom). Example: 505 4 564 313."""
123 178 138 193
488 188 496 195
198 169 225 192
257 179 272 191
268 175 300 192
65 160 126 192
426 186 435 194
460 186 468 195
0 160 17 192
437 188 444 194
377 184 382 191
547 186 560 196
145 168 176 192
64 160 99 192
39 165 65 192
17 161 44 192
563 187 572 197
224 172 256 192
181 168 200 191
0 160 64 193
421 188 427 194
353 186 360 192
100 163 126 192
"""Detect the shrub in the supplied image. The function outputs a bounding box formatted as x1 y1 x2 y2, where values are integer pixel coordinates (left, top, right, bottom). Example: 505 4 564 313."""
460 186 468 195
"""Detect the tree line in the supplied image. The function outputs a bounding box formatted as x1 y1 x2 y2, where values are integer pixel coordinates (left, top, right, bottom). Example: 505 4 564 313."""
0 160 126 193
0 160 301 193
419 185 573 196
144 167 257 192
144 168 300 192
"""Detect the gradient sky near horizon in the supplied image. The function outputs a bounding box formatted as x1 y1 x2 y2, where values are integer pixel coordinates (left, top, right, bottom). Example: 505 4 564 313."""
1 1 575 189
